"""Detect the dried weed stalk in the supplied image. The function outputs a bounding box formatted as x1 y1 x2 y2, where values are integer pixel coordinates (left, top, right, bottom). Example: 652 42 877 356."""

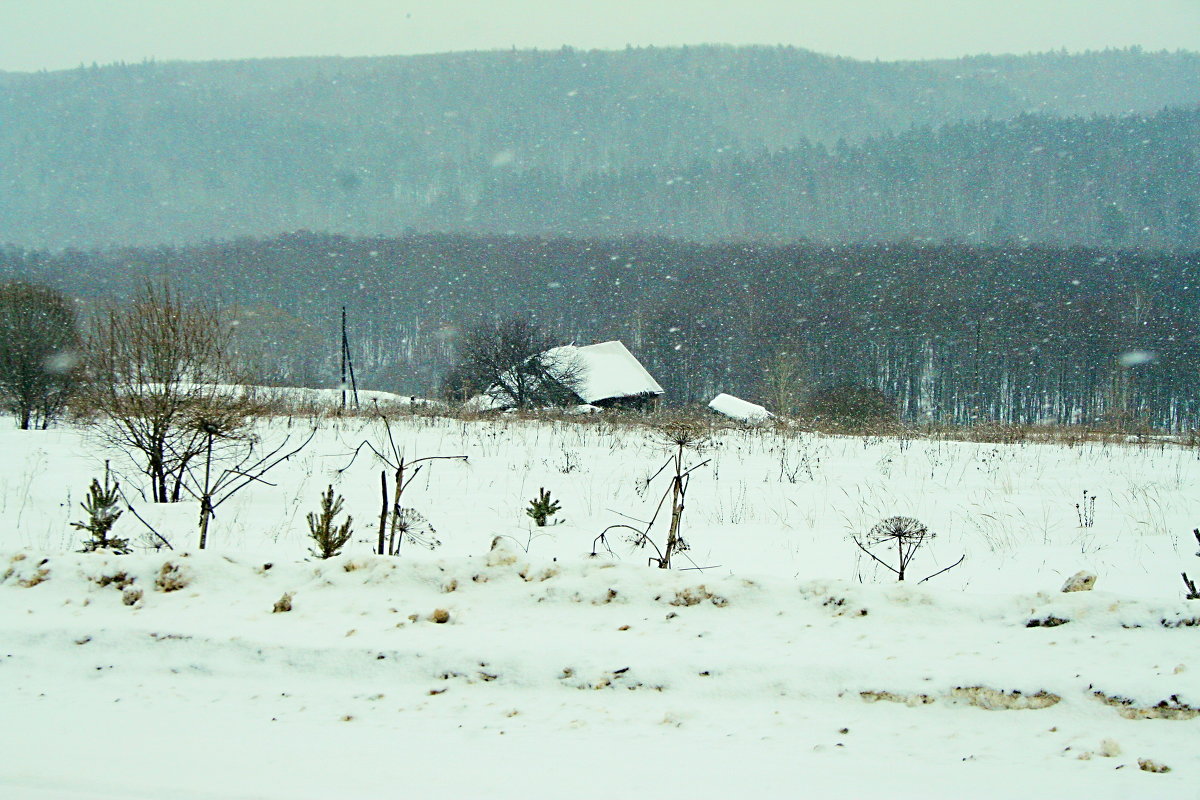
593 422 711 569
339 413 466 556
853 516 963 582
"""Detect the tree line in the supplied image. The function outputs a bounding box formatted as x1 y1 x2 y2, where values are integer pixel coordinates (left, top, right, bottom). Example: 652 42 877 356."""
3 233 1198 430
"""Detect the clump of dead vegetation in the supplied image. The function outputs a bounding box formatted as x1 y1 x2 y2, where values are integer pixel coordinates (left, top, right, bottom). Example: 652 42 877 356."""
669 585 729 607
860 687 1060 710
1092 690 1199 720
155 562 188 592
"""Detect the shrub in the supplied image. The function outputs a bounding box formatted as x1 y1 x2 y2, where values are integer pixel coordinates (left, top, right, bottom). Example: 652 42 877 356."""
84 282 253 503
801 382 898 429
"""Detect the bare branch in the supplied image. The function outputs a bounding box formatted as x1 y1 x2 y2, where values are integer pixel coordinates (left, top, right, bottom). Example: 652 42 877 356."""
919 554 966 584
209 427 317 511
852 535 901 575
114 485 174 550
336 438 394 473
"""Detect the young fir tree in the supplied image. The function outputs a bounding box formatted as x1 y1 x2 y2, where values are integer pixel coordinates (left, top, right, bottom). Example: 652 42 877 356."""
308 485 353 559
73 462 130 553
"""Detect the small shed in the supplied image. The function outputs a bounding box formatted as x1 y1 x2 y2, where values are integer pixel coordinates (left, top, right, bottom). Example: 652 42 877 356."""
708 393 773 423
546 340 664 410
470 340 663 411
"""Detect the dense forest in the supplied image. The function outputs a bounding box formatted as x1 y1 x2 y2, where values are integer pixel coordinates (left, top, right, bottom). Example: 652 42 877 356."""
3 233 1197 429
2 46 1198 247
3 47 1197 429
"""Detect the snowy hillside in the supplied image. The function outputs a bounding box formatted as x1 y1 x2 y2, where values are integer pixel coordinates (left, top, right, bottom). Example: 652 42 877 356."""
2 415 1198 798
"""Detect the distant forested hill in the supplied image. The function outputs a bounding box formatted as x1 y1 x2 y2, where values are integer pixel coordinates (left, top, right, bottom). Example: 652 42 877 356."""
1 46 1198 248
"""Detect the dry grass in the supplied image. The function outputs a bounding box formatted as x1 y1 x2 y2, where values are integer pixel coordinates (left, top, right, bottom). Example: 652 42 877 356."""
68 387 1195 454
18 567 50 588
93 571 135 590
360 402 1193 451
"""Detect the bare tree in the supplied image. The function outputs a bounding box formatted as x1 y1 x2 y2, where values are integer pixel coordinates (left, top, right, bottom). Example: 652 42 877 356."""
84 283 253 503
759 349 806 416
0 282 81 429
444 317 585 409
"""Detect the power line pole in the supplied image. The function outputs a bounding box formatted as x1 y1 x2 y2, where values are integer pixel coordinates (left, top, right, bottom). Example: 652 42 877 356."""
341 306 359 409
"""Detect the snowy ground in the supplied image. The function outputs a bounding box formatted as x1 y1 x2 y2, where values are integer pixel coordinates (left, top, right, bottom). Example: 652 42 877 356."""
2 414 1198 798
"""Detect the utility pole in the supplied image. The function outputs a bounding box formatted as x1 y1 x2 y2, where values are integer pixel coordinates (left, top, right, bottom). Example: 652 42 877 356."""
341 306 359 409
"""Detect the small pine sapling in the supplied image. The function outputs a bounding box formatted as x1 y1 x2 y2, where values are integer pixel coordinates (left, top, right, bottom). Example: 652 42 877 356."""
526 487 562 527
308 485 353 559
73 461 130 554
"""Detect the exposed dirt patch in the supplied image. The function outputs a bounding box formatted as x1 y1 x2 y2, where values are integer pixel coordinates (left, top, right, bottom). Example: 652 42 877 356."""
860 690 935 707
823 596 869 617
155 562 188 592
520 567 558 582
1093 690 1199 720
860 687 1060 710
593 588 620 605
670 585 728 607
949 686 1061 710
94 571 135 590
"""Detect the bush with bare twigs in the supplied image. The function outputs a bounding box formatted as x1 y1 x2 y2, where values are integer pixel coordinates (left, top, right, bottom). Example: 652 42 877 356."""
83 282 254 504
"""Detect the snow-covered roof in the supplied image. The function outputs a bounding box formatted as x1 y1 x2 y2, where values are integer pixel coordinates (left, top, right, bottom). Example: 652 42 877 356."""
545 340 663 404
708 393 773 423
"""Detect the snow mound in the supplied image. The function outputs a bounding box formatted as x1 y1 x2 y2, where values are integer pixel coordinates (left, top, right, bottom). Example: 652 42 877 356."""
708 392 772 423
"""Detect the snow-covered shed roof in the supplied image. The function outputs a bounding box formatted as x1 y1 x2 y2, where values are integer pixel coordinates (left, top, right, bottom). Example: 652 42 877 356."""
708 393 773 423
545 340 663 404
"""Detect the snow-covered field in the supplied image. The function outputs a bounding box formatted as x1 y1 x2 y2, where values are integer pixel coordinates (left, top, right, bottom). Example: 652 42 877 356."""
2 414 1198 798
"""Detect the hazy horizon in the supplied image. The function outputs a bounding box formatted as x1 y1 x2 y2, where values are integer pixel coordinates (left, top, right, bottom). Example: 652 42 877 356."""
2 0 1199 73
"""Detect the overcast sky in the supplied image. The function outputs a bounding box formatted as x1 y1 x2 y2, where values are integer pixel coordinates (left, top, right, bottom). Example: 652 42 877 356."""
1 0 1198 73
